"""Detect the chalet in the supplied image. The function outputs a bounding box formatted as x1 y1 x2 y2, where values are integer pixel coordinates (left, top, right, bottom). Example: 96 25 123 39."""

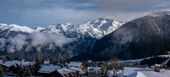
38 65 62 77
107 70 123 77
151 58 170 72
57 68 74 77
43 60 50 65
87 66 101 73
0 60 20 68
57 67 84 77
69 67 85 74
0 60 34 73
0 60 34 68
68 62 84 69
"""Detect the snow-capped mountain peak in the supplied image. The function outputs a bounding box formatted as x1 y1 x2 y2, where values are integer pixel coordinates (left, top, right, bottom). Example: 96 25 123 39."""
40 23 75 34
0 18 123 39
39 18 123 39
74 18 123 38
0 23 34 33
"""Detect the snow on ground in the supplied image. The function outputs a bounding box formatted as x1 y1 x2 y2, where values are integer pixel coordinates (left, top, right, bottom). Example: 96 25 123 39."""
122 67 170 77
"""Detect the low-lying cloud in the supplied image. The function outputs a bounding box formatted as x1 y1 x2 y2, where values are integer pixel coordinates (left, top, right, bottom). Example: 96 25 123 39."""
0 32 75 53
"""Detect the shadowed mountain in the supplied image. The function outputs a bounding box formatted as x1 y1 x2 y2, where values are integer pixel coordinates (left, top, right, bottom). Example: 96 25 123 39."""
83 11 170 61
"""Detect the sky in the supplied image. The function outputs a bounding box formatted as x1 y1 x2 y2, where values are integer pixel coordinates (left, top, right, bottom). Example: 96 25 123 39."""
0 0 170 27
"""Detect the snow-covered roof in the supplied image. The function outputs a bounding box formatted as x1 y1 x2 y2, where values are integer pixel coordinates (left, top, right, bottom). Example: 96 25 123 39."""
107 70 114 77
57 67 85 77
69 67 85 74
38 65 61 74
88 66 101 70
57 68 73 77
87 66 101 72
1 60 34 67
21 61 34 66
1 60 20 67
107 70 123 77
155 64 161 67
43 60 50 64
68 62 82 67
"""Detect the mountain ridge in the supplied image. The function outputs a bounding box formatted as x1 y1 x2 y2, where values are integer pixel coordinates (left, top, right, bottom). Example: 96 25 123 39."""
88 11 170 61
0 18 123 61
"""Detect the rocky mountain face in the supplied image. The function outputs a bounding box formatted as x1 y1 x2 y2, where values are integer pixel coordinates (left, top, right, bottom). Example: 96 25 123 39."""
0 18 122 61
88 12 170 61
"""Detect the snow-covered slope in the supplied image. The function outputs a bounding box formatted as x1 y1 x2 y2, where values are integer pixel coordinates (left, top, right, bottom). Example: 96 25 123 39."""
0 23 34 33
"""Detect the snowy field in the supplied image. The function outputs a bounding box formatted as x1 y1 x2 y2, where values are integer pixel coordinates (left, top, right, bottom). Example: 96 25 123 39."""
122 67 170 77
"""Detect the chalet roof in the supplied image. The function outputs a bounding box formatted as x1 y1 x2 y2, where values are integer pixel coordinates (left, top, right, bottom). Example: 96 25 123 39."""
1 60 20 67
43 60 50 64
68 62 82 67
57 68 73 76
38 65 61 74
87 66 101 71
20 60 35 66
69 67 85 74
57 67 84 76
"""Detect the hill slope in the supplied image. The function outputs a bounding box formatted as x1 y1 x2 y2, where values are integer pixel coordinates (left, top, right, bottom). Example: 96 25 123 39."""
90 11 170 60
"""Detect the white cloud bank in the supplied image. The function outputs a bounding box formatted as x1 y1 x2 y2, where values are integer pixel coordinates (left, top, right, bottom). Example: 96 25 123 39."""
0 32 75 53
